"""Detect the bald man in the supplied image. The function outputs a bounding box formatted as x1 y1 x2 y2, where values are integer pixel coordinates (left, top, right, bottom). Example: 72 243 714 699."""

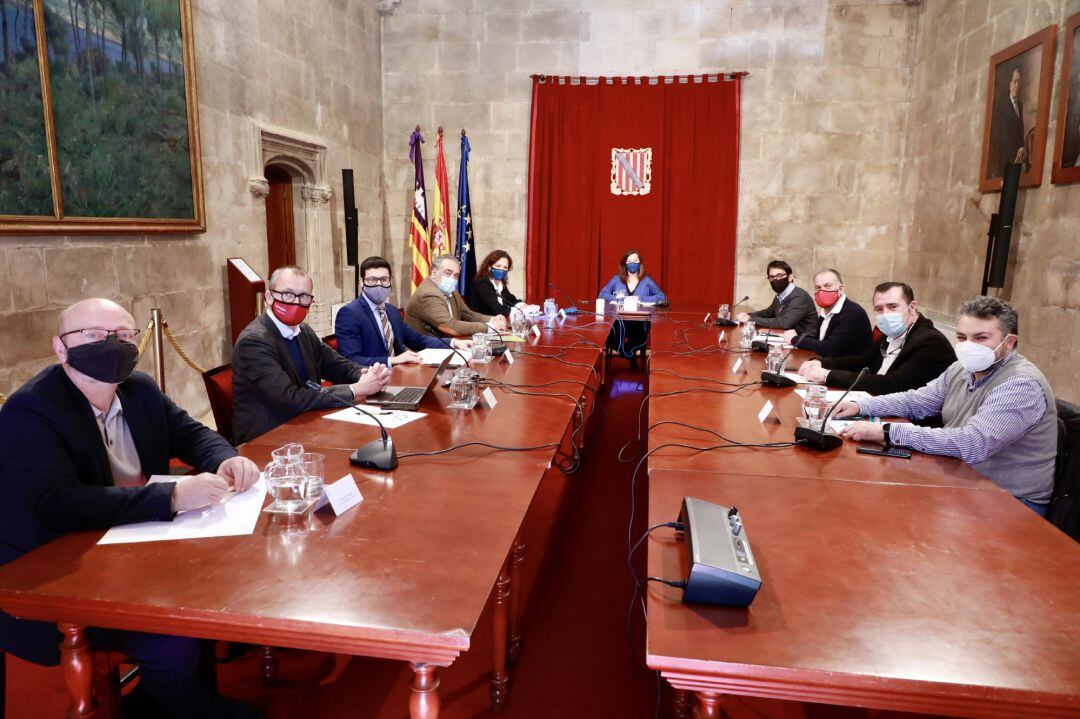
0 298 261 718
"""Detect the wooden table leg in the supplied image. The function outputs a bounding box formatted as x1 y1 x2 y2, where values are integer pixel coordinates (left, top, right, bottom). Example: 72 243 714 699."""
409 663 440 719
673 688 692 719
490 558 511 711
508 539 525 665
59 623 96 719
694 691 725 719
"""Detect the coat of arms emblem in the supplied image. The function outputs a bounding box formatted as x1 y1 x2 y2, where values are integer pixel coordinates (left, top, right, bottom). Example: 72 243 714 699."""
610 147 652 196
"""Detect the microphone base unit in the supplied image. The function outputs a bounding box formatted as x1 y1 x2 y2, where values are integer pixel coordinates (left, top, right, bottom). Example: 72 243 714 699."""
350 439 399 470
794 426 843 451
750 340 770 353
562 307 580 315
760 371 796 388
714 318 738 327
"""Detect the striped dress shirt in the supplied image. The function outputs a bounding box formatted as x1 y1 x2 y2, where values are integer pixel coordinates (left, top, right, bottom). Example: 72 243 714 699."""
855 354 1048 464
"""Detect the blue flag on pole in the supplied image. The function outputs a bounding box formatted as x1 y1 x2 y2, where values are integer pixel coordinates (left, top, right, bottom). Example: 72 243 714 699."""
455 132 477 298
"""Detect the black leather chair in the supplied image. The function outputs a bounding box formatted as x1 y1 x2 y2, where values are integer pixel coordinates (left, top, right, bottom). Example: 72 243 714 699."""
1049 399 1080 542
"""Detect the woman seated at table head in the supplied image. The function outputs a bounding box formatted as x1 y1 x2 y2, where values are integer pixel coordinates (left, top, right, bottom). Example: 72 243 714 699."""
598 249 667 304
468 249 529 318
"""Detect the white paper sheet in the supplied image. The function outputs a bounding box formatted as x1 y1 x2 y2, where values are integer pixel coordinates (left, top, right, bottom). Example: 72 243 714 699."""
98 476 267 545
416 348 467 367
752 333 786 345
782 372 813 384
794 389 873 404
323 406 427 429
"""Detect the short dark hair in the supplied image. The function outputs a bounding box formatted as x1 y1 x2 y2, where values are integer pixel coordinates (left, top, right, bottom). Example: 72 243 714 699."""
360 256 392 280
873 282 915 304
766 260 792 276
958 295 1019 336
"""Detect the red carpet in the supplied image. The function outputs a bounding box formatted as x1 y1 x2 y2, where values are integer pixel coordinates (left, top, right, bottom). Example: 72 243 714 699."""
5 362 938 718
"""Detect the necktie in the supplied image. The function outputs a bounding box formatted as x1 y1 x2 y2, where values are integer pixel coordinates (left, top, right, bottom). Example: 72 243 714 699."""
284 336 310 385
377 305 395 357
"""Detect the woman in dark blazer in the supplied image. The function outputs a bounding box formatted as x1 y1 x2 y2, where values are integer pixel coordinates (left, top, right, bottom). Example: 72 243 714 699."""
469 250 526 318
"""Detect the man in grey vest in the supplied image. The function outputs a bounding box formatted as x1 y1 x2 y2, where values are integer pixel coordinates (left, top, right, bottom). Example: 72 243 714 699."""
835 296 1057 516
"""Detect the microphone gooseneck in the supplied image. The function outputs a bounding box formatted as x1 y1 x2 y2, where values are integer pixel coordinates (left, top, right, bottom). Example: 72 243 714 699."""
305 379 397 470
715 295 749 326
547 281 581 314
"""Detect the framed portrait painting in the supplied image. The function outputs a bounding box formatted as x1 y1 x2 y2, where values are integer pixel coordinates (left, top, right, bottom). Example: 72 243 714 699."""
1051 11 1080 185
978 26 1058 193
0 0 204 234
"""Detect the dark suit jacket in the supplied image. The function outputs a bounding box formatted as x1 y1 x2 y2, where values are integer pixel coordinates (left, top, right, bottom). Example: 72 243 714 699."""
748 285 818 335
0 366 235 665
796 297 872 358
336 298 444 366
821 314 956 395
990 95 1027 177
232 313 365 444
469 278 521 317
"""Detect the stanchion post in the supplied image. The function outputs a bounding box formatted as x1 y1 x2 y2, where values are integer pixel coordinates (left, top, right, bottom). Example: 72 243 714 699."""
151 308 166 393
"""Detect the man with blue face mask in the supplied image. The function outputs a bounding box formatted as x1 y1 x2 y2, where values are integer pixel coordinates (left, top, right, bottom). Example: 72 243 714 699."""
336 256 473 366
797 282 955 395
405 254 508 338
835 296 1058 516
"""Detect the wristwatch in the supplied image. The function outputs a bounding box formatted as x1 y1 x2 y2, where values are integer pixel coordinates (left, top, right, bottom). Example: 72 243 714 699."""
882 422 892 447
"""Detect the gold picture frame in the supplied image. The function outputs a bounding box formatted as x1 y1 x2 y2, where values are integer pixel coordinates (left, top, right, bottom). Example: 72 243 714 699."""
0 0 204 234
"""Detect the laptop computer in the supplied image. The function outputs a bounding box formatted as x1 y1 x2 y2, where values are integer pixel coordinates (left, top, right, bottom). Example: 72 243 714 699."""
365 355 451 410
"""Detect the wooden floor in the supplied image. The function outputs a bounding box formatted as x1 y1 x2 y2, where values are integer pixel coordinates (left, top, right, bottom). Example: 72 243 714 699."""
3 363 940 718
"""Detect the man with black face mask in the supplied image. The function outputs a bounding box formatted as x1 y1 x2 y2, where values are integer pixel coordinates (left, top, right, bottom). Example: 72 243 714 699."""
0 298 262 718
736 259 818 337
335 256 473 366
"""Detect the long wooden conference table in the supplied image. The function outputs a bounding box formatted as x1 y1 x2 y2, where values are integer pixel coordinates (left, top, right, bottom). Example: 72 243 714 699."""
0 309 1078 719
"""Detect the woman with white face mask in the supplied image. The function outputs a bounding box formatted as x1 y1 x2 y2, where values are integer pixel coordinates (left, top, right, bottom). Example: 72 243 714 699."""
833 296 1058 517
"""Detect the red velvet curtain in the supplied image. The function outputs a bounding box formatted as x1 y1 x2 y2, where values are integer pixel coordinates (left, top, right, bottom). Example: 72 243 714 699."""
526 75 742 312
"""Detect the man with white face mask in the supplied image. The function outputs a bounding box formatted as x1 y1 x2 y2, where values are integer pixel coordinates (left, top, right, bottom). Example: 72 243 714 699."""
797 282 955 395
835 296 1057 516
405 254 508 338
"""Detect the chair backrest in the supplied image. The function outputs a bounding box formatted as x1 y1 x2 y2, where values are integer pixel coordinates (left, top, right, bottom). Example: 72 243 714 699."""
202 364 235 445
1049 398 1080 542
322 333 338 351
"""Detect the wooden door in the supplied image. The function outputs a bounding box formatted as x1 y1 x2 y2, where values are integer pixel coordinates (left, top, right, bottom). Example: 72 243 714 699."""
264 165 296 275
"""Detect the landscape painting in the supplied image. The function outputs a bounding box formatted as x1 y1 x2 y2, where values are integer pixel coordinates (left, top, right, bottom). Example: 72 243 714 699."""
0 0 204 234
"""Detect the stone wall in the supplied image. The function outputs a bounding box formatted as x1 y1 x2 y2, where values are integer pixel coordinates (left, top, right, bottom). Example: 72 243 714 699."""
0 0 385 417
380 0 918 312
902 0 1080 402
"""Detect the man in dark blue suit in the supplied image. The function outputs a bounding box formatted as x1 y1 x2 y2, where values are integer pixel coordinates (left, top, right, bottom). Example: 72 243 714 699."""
0 298 261 718
336 256 472 366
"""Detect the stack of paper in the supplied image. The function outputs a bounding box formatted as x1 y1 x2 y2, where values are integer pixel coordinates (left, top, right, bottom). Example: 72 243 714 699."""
324 406 426 429
98 475 267 545
416 348 467 367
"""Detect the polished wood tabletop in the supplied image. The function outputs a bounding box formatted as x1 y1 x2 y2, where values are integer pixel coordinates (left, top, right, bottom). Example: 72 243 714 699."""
645 469 1080 718
643 341 994 490
0 342 607 719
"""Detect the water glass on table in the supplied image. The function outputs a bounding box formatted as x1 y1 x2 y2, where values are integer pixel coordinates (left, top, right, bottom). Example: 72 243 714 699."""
510 311 526 336
766 345 787 375
471 332 492 363
264 462 309 513
298 452 325 503
740 321 756 349
543 298 557 318
802 384 829 431
718 303 730 322
448 366 480 409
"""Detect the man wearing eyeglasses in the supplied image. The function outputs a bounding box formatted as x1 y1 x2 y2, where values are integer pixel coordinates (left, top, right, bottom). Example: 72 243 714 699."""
335 256 473 366
0 298 261 718
232 265 392 444
735 259 818 336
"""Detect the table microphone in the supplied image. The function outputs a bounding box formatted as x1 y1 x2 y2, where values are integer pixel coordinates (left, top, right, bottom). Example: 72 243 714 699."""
793 367 868 452
760 331 812 387
750 328 774 353
547 281 581 314
715 295 749 326
305 380 398 470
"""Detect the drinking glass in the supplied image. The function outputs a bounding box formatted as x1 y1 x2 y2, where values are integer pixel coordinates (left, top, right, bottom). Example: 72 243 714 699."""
510 312 526 336
802 384 829 431
471 332 492 363
543 298 557 318
298 452 325 502
718 304 730 321
740 321 755 349
766 345 787 374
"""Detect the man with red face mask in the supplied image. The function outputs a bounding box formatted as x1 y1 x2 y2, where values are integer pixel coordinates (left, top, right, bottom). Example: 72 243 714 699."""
781 268 872 358
232 265 392 444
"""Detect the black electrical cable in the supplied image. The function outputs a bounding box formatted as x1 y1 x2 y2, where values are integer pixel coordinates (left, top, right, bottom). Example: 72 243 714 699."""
397 440 561 459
